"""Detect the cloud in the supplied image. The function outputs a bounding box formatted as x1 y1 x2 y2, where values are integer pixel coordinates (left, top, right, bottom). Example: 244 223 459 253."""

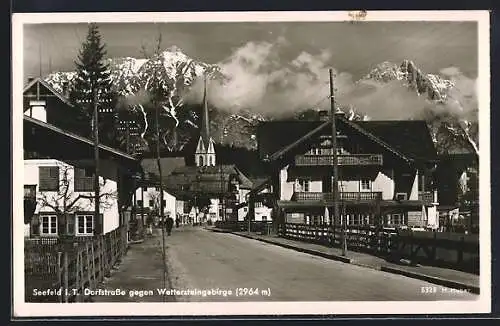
185 40 477 123
439 66 478 119
184 38 338 116
337 79 430 120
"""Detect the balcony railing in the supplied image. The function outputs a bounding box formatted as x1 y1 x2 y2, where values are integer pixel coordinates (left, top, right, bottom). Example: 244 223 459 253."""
292 191 382 202
418 191 434 204
295 154 383 166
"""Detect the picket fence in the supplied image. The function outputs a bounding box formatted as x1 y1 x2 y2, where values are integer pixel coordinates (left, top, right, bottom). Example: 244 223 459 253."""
25 226 128 302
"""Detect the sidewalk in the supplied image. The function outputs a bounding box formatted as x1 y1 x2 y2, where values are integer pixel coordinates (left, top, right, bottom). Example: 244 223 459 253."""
210 228 480 294
91 229 174 302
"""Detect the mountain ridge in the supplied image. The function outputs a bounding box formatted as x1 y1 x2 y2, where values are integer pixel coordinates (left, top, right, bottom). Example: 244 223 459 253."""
43 47 479 156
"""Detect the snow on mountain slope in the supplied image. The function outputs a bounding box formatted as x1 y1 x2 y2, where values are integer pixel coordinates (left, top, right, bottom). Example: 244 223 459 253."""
43 48 478 155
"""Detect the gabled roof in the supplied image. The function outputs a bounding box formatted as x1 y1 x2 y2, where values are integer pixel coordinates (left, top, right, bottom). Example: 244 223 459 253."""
24 115 138 165
258 120 325 161
23 77 74 108
165 164 253 196
356 120 438 162
258 117 438 164
140 157 186 180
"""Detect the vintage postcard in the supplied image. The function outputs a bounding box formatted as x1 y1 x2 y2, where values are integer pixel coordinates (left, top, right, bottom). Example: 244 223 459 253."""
12 10 491 317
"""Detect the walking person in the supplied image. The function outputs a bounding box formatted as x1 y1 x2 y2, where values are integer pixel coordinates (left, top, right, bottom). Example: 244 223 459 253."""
166 216 174 236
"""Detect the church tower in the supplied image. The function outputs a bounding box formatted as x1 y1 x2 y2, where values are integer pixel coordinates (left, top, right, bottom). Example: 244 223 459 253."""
195 74 216 167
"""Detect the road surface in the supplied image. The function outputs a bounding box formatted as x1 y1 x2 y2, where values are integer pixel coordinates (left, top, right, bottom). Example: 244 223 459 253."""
161 226 477 302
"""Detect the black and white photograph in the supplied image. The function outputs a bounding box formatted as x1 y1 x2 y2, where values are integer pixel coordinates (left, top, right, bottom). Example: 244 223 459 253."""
12 11 490 317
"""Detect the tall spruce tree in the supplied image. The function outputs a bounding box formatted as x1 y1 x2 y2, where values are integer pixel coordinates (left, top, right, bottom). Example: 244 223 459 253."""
70 23 118 146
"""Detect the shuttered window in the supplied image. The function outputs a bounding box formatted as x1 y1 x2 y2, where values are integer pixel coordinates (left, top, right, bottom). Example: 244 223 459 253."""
39 166 59 191
74 167 94 192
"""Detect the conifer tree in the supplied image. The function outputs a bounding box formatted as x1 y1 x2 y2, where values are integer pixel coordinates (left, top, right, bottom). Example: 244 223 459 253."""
70 23 119 146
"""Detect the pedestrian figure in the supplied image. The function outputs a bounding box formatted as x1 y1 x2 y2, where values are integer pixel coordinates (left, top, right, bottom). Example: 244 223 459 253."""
175 217 180 228
166 216 174 236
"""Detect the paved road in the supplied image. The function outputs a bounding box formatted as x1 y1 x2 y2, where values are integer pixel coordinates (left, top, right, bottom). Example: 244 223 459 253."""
163 226 477 302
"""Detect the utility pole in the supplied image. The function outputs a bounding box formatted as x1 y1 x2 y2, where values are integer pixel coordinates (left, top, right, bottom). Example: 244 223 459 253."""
93 89 101 235
329 68 346 256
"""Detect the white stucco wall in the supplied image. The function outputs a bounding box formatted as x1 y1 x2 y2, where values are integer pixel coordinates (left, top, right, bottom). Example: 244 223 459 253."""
372 169 395 200
279 166 396 200
25 100 47 123
134 187 177 218
409 170 419 200
24 159 119 236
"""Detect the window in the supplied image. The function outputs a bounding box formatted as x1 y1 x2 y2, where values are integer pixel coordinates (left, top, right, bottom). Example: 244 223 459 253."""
262 216 267 221
24 185 36 199
74 167 94 192
297 179 310 192
396 193 408 201
39 166 59 191
40 215 57 235
162 200 166 207
361 179 371 191
392 214 402 225
255 202 263 208
76 214 94 235
155 187 160 191
137 200 143 207
199 155 204 166
149 200 154 207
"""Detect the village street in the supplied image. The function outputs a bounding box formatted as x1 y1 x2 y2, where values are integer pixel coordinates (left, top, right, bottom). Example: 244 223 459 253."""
93 226 478 302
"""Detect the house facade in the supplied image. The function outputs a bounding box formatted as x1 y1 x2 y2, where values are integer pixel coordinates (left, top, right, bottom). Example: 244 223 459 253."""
258 112 440 229
24 105 140 239
436 153 479 232
24 159 120 237
237 179 274 223
132 186 177 221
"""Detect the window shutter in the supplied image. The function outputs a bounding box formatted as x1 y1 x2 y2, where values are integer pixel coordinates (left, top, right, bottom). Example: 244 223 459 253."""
39 166 59 191
96 213 103 235
31 215 40 236
67 214 75 235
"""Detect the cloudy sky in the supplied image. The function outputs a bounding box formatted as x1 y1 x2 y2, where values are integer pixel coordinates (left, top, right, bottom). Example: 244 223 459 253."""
23 21 478 119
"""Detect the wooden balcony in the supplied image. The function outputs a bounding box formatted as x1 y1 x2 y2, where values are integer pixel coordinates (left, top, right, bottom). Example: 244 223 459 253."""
418 191 435 204
295 154 383 167
292 191 382 202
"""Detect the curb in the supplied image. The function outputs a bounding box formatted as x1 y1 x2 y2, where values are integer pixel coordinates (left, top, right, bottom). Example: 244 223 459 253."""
380 266 480 294
232 232 351 264
229 232 479 294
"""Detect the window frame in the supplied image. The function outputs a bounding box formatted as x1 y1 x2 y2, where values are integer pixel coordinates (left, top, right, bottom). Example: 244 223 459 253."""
360 179 371 191
75 214 94 236
297 178 310 192
39 214 58 236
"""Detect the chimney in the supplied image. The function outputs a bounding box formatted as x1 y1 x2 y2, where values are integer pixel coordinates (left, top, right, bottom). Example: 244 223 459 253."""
27 100 47 123
318 110 329 121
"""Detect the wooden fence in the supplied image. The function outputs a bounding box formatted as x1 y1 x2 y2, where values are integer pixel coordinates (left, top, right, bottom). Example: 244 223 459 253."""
277 223 479 274
214 220 272 234
25 226 128 303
